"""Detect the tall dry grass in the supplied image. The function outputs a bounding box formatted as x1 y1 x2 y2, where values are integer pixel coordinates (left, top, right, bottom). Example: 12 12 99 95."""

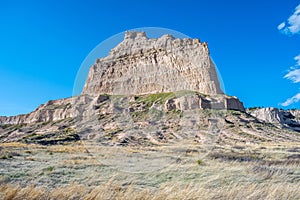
1 142 299 199
0 180 299 200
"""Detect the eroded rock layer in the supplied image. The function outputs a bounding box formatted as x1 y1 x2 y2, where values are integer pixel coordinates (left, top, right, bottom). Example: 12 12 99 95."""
83 31 223 96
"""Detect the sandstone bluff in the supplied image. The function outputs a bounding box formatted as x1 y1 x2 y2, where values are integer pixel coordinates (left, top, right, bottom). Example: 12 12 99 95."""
83 31 223 95
3 31 299 145
0 31 244 126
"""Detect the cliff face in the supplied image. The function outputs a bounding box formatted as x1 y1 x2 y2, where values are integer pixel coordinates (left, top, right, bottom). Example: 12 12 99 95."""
83 31 223 96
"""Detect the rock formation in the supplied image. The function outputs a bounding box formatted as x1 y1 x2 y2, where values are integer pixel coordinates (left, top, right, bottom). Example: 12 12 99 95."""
0 31 245 126
0 31 251 144
83 31 223 96
249 107 300 131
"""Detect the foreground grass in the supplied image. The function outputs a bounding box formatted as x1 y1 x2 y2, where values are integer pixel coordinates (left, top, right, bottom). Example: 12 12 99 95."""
0 142 299 199
1 180 299 200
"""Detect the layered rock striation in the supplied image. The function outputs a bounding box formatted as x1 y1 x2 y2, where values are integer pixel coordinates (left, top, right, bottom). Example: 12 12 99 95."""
83 31 223 96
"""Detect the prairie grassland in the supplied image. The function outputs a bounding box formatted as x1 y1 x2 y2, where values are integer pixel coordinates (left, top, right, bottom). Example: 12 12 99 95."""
0 141 299 199
1 179 299 200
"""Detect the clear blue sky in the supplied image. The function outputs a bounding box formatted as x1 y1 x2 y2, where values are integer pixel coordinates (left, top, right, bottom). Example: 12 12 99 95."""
1 0 300 116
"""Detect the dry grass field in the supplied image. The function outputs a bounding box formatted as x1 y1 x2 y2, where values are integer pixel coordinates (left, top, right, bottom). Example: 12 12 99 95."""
0 140 299 199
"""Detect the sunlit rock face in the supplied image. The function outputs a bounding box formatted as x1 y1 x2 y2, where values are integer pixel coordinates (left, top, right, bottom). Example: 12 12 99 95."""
249 107 300 131
83 31 223 96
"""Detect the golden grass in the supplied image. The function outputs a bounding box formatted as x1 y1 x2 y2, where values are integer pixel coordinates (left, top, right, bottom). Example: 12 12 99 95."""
1 141 299 199
0 142 38 148
47 141 89 153
0 180 299 200
0 141 89 154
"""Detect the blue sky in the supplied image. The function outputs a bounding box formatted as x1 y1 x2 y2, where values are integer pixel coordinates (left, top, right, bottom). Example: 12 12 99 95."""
1 0 300 116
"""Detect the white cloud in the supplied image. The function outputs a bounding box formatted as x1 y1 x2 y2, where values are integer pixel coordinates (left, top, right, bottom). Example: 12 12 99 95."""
278 22 286 30
279 5 300 106
284 68 300 83
296 4 300 14
283 54 300 83
281 92 300 106
278 4 300 35
282 54 300 106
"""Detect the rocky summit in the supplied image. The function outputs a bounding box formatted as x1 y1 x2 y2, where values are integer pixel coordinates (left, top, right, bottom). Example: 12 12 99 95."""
0 32 299 146
83 31 223 96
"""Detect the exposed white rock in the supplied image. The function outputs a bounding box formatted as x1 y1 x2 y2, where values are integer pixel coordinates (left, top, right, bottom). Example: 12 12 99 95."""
0 97 75 124
249 107 300 131
250 107 283 125
165 94 244 111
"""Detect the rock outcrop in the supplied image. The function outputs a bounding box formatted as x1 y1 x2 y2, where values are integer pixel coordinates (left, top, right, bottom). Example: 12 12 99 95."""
0 92 244 126
0 94 101 125
0 98 74 125
165 93 244 111
249 107 300 131
83 31 223 96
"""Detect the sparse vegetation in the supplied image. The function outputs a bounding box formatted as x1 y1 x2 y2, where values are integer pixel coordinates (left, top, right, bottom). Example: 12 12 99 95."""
44 166 54 172
0 141 299 199
0 124 25 130
130 110 148 121
135 92 175 106
21 127 79 145
197 159 202 165
46 103 71 110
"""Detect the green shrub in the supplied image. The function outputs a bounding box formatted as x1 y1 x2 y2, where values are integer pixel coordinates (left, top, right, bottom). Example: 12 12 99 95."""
197 159 202 165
